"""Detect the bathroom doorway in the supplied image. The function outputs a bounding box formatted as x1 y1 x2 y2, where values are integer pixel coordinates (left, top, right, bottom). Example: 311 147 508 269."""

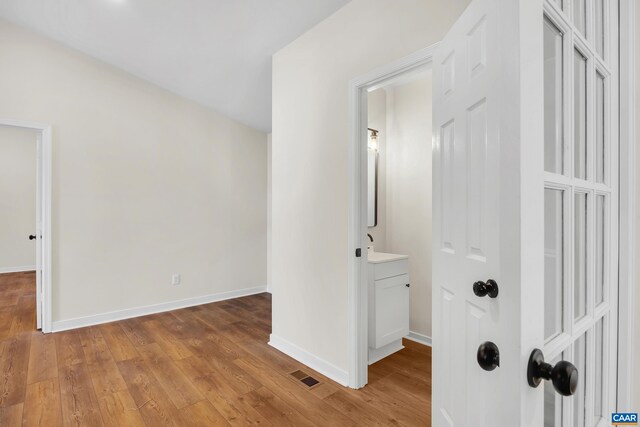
366 65 433 353
362 62 433 416
345 45 436 398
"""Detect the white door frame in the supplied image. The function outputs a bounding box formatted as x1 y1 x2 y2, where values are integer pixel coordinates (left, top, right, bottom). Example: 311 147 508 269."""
346 0 635 408
616 0 636 411
347 44 437 388
0 118 53 333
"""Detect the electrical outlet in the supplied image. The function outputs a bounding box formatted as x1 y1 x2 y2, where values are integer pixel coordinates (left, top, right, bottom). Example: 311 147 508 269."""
171 274 181 286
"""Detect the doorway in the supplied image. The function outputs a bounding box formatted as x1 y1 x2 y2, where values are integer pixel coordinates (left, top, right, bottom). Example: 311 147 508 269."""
361 64 434 423
0 119 52 333
0 125 38 334
365 66 433 357
347 46 436 390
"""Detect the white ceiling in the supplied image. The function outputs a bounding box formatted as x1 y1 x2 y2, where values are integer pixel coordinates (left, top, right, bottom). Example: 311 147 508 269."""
0 0 351 132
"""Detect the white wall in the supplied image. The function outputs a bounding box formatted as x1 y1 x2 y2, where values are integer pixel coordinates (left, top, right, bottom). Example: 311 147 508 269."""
384 75 433 338
0 19 267 325
272 0 471 376
366 89 387 250
0 125 36 272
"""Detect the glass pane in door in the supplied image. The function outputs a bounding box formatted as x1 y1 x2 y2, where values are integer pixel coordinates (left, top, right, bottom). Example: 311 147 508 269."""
596 72 606 183
595 0 605 57
574 192 588 321
545 189 565 339
544 17 564 174
573 333 587 427
594 318 605 423
574 49 588 180
596 195 606 305
573 0 587 36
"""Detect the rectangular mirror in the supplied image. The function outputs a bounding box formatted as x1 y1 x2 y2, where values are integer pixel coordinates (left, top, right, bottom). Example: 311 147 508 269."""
368 128 379 227
367 149 378 227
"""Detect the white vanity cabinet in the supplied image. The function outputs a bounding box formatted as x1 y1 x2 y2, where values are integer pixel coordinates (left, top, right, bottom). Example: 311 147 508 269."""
367 252 409 364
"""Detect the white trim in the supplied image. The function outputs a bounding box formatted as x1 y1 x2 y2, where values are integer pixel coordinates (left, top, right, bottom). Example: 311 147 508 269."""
0 118 52 333
51 285 267 332
368 340 404 365
268 334 349 387
0 266 36 274
347 44 437 389
616 0 635 410
0 118 50 130
42 126 52 333
406 331 432 347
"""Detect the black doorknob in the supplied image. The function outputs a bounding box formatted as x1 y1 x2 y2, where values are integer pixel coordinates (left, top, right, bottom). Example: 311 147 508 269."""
473 279 499 298
477 341 500 371
527 348 578 396
28 235 36 240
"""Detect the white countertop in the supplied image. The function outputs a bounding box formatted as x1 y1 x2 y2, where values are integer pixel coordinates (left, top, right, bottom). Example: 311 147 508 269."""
367 251 409 264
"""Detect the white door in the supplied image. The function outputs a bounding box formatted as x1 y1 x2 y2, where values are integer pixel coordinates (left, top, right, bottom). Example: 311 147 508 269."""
432 0 618 425
432 1 526 423
35 133 43 330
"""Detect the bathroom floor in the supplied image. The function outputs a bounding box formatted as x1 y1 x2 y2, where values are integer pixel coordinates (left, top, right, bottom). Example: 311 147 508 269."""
366 339 432 425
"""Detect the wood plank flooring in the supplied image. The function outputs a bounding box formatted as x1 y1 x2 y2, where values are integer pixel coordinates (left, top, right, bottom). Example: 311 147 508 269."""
0 271 431 426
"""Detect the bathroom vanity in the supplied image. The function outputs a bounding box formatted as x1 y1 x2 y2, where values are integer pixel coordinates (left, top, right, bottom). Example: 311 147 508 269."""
367 251 410 364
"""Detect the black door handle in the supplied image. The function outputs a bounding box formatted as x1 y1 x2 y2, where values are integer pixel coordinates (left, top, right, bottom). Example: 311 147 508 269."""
28 235 36 240
527 348 578 396
477 341 500 371
473 279 499 298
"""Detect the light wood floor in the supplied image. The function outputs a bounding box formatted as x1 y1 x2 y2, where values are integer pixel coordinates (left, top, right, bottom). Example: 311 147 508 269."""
0 271 431 426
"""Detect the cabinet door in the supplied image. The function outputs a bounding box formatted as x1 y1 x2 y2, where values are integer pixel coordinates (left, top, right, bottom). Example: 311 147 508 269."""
374 273 410 348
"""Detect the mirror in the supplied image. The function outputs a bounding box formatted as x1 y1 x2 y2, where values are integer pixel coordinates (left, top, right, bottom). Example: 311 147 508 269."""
367 129 378 227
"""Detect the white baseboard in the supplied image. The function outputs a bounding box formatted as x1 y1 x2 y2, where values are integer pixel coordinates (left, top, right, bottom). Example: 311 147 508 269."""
52 285 267 332
0 266 36 274
369 339 404 365
268 334 349 387
406 331 432 347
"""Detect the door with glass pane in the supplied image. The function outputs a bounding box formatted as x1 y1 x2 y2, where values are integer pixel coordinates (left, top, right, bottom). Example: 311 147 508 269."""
543 0 618 425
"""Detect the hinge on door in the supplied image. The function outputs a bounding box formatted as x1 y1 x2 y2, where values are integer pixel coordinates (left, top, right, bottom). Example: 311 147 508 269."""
355 248 362 257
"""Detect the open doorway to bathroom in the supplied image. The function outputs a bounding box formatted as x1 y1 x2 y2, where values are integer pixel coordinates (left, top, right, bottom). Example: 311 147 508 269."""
347 44 436 423
363 63 433 420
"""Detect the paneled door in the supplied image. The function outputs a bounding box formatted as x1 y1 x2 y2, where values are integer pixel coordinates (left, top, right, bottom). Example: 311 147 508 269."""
432 0 619 425
542 0 618 426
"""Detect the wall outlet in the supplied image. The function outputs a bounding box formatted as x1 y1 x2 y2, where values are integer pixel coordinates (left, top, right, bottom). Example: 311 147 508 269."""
171 274 181 286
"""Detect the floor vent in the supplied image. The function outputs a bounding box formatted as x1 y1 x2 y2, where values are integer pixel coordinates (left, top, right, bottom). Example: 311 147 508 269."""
300 376 319 387
290 370 307 380
289 370 321 388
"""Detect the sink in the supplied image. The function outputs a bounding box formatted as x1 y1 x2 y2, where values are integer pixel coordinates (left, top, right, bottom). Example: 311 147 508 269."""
367 251 409 264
